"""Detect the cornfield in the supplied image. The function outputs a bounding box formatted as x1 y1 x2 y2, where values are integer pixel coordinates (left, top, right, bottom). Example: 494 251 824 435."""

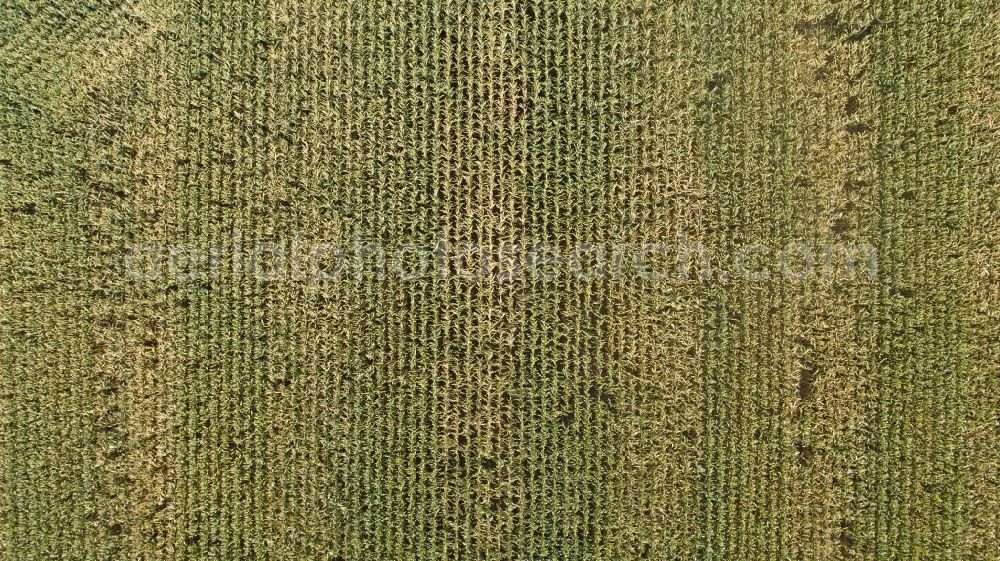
1 1 997 560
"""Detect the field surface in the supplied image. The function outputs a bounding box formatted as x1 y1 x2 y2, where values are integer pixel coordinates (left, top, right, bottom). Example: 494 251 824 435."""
1 1 998 560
